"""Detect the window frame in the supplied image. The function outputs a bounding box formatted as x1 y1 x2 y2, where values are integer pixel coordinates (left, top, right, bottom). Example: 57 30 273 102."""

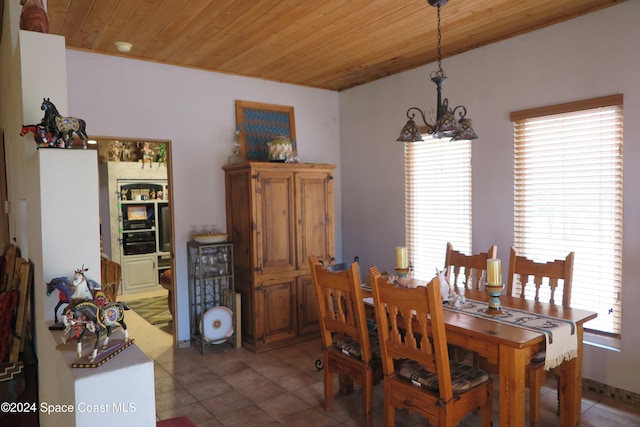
510 94 623 337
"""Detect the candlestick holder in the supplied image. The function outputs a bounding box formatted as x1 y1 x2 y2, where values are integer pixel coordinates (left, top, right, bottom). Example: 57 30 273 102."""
483 284 505 316
395 267 410 278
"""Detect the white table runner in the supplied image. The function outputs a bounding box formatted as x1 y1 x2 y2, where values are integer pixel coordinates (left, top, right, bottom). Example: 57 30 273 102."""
444 299 577 370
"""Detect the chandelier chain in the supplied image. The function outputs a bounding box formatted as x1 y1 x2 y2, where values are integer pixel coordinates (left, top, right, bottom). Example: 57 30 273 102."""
437 5 443 74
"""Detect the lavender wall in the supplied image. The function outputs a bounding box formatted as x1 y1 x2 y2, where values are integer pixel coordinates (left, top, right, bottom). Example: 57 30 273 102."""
65 52 341 343
340 1 640 394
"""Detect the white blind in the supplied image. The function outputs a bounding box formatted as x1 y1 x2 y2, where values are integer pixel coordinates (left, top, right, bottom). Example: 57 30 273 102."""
512 96 623 336
405 136 472 281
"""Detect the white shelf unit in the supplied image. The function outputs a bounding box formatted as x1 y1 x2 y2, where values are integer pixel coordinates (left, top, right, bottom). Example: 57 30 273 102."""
118 181 169 294
100 162 171 295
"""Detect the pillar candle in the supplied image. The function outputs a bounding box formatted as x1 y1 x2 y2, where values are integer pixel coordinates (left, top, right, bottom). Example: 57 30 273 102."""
487 258 501 285
396 246 408 269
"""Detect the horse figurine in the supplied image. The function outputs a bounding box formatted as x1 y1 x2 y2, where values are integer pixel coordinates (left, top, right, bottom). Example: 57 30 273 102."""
20 124 62 148
40 98 89 149
436 268 452 302
69 265 101 305
46 276 74 323
63 300 130 361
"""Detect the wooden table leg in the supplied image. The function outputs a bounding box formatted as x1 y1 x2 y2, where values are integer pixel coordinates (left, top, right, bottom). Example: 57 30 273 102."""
499 345 527 426
559 326 584 427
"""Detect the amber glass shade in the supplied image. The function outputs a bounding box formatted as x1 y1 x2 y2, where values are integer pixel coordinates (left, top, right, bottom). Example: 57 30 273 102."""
397 119 424 142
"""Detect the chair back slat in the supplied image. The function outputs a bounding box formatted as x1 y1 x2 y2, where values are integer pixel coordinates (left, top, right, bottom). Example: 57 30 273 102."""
322 288 359 338
445 242 498 291
369 266 454 402
507 246 574 307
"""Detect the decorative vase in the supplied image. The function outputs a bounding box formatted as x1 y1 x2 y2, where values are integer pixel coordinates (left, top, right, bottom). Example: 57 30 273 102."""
227 142 243 165
267 136 292 162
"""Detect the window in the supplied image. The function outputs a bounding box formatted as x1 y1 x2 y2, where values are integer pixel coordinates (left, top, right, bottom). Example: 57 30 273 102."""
511 95 623 336
405 136 472 280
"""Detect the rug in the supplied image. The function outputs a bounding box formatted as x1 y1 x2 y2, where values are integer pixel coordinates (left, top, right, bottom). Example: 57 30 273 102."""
125 296 172 325
157 417 196 427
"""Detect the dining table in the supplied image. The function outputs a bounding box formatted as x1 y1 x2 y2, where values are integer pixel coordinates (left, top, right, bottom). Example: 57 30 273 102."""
362 281 597 427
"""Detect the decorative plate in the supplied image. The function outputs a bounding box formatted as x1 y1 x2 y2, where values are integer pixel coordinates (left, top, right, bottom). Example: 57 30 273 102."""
201 306 233 344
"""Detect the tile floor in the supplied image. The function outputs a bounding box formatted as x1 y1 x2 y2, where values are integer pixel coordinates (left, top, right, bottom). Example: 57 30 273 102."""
124 290 640 426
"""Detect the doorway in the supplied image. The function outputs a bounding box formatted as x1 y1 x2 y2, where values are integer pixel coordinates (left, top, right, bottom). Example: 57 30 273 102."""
90 137 176 343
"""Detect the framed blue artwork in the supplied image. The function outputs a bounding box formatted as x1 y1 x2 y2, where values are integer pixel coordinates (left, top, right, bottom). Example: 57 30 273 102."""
235 100 296 161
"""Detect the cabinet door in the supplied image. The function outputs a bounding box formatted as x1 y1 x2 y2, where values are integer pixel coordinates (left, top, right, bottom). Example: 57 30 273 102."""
295 171 335 270
122 254 157 293
254 171 296 274
297 275 319 334
226 170 253 278
259 279 297 344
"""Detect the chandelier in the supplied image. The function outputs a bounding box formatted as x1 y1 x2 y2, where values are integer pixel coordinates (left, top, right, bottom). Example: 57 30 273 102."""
397 0 478 142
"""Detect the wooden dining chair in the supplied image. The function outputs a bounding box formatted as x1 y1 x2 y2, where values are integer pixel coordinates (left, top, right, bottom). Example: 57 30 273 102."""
507 246 575 426
100 258 122 302
369 266 493 427
309 256 382 427
444 242 498 362
445 242 498 291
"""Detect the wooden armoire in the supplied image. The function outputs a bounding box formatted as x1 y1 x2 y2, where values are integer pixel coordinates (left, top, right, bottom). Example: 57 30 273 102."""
223 162 336 352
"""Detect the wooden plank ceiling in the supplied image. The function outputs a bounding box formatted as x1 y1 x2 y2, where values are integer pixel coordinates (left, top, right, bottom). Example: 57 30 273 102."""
47 0 624 91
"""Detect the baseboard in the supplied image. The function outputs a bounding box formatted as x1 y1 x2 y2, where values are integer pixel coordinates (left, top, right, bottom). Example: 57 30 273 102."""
584 377 640 407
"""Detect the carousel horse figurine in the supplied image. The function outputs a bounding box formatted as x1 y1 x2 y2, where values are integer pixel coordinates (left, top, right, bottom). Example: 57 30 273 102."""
46 276 74 323
40 98 89 149
63 300 129 361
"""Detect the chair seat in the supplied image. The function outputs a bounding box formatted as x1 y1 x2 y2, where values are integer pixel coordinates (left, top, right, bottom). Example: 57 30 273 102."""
531 350 546 365
333 319 380 360
396 359 490 393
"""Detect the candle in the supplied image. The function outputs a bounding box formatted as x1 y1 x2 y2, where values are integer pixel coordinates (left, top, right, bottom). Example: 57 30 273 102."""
487 258 501 285
396 246 408 269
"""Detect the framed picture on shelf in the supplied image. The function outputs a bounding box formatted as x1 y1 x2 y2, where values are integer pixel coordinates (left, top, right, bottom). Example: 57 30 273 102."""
235 100 296 161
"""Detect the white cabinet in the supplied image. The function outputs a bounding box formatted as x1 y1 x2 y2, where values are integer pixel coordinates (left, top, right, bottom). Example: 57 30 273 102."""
99 162 170 295
118 187 168 293
122 254 157 293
